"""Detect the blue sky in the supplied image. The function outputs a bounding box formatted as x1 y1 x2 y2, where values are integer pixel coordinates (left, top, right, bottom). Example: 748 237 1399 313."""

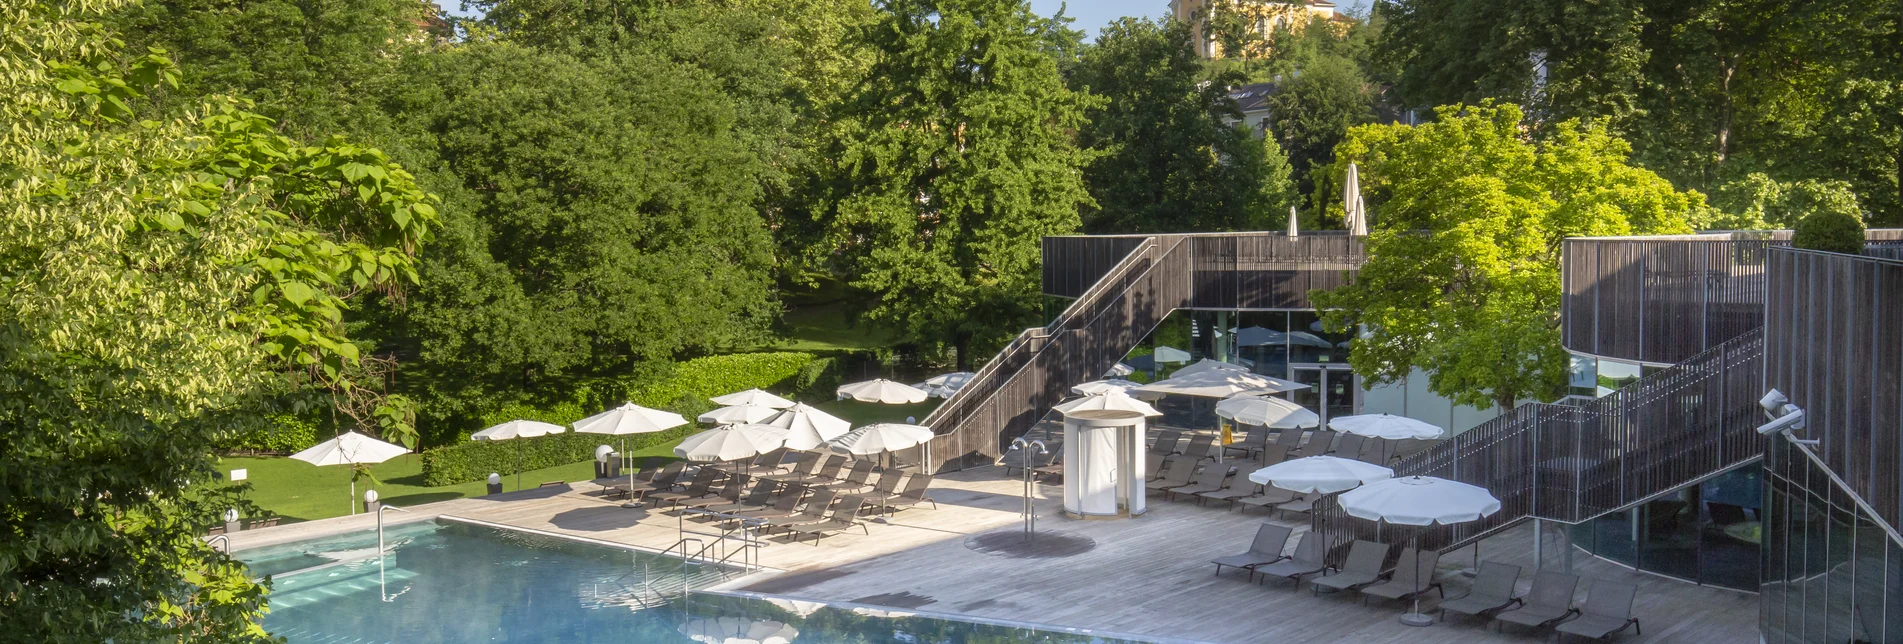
431 1 1369 41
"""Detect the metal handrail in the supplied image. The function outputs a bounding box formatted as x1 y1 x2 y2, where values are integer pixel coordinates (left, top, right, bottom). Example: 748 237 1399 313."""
377 504 410 553
644 537 705 603
204 534 231 554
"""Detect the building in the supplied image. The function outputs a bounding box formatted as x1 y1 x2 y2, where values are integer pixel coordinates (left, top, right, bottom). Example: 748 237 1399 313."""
1168 0 1350 59
1226 82 1277 136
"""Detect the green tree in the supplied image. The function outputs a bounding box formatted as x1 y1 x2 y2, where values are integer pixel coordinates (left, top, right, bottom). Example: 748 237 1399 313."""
368 33 785 434
1377 0 1902 225
1071 18 1276 233
806 0 1096 369
1268 54 1373 193
1312 103 1704 409
108 0 435 142
1791 188 1869 254
0 1 437 639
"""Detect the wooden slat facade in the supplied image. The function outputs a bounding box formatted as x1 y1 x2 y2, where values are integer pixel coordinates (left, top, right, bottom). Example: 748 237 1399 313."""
1763 248 1903 532
1042 232 1365 310
1563 231 1903 365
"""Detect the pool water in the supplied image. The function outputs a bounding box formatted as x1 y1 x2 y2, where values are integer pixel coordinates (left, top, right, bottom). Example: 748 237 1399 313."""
238 519 1169 643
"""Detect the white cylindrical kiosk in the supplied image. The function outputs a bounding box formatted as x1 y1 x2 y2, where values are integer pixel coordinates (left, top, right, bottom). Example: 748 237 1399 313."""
1061 409 1148 519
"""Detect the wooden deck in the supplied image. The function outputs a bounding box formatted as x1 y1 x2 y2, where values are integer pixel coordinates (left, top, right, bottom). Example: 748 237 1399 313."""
229 466 1759 643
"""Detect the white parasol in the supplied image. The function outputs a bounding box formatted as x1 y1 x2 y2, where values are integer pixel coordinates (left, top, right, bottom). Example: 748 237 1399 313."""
290 431 410 514
709 388 795 409
1327 413 1446 440
836 379 929 404
1215 396 1320 429
1248 455 1394 494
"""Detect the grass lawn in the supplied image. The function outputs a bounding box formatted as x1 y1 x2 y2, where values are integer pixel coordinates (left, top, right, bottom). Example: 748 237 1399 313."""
813 398 941 426
220 437 687 524
774 300 893 352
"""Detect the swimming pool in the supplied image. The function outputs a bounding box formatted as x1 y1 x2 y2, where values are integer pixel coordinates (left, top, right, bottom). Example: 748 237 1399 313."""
238 519 1181 643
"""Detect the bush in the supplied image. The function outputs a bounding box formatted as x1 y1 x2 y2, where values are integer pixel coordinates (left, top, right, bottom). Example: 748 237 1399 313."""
420 351 824 486
1793 207 1866 255
218 414 320 454
793 356 841 400
419 427 693 487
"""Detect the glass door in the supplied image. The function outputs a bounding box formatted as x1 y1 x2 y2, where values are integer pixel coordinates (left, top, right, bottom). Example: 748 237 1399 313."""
1290 364 1356 426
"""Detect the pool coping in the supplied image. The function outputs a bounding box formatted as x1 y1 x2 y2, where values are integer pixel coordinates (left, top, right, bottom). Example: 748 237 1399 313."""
699 588 1219 644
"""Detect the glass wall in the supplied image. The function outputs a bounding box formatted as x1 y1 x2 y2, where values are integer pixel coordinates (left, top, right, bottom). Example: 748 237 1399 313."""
1569 463 1762 592
1126 310 1357 429
1761 437 1901 643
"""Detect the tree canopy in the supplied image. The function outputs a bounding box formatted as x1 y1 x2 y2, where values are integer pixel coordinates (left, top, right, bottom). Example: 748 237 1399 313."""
0 1 437 639
1312 103 1705 409
1377 0 1902 226
1070 17 1286 233
802 0 1096 369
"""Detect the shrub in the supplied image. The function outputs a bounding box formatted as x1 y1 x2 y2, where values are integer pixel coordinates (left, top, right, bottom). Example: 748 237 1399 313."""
420 351 822 485
793 356 841 399
218 414 320 454
419 427 693 487
1792 207 1866 255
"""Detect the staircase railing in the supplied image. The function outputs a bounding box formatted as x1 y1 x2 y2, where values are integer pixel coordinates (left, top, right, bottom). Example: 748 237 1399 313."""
920 235 1193 471
1311 327 1767 564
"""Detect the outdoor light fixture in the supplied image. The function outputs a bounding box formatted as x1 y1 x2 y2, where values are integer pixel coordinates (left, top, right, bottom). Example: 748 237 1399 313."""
1756 389 1812 442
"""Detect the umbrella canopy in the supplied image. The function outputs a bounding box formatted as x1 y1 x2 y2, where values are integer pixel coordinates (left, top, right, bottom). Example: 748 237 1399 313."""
1152 346 1192 363
826 423 935 456
1233 326 1280 347
574 402 688 436
1328 413 1446 440
1248 455 1394 494
697 404 781 425
915 371 976 398
709 388 794 409
1339 475 1501 526
1170 358 1250 378
764 403 851 450
1286 331 1335 349
1130 369 1307 400
836 379 929 404
470 420 565 441
1071 379 1144 396
1054 391 1162 417
1104 362 1136 377
675 424 785 462
1344 162 1367 236
291 431 409 467
1215 396 1320 429
680 617 797 644
1287 205 1299 237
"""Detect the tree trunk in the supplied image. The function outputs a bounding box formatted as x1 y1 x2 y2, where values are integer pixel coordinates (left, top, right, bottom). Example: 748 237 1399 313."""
955 336 972 372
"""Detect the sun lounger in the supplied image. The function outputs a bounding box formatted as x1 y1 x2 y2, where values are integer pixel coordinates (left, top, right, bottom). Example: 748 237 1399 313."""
790 455 848 484
1494 570 1581 630
1275 491 1320 518
1553 580 1641 639
1181 434 1215 461
732 484 807 521
1257 443 1289 467
1288 431 1330 459
1197 467 1265 505
743 448 788 475
1225 425 1270 458
1437 560 1522 621
703 479 778 514
1000 446 1051 476
605 461 682 498
1361 547 1443 604
1145 456 1195 492
789 496 871 544
1328 433 1367 460
1254 532 1327 588
760 489 838 532
1311 539 1391 595
1355 438 1394 465
676 474 749 511
1211 523 1293 580
818 460 876 492
1236 485 1298 513
645 468 720 508
1031 446 1064 479
881 474 937 514
1272 427 1304 453
762 453 825 483
1167 463 1233 503
1150 430 1183 456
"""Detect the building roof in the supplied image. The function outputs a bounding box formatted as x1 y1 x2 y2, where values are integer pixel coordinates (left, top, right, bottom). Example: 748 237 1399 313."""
1227 82 1279 113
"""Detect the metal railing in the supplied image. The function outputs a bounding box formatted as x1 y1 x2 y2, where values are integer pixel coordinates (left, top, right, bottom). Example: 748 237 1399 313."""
1311 328 1768 565
920 235 1190 471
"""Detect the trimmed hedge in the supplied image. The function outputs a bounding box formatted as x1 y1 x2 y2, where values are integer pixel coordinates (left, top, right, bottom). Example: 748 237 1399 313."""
219 414 321 454
1793 208 1866 255
418 427 692 487
421 351 829 486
